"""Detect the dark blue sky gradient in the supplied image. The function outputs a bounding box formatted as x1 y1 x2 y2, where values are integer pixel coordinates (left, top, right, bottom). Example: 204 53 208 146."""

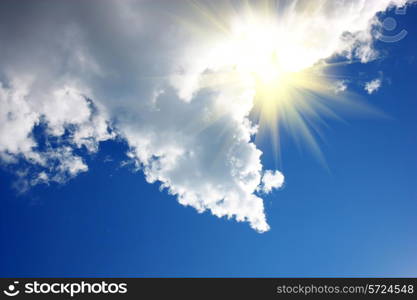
1 6 416 277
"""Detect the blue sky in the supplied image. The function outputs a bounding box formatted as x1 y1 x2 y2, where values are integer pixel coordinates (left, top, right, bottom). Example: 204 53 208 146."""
1 1 417 277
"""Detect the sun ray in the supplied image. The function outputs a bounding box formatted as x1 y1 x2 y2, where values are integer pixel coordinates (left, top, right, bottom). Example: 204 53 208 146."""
170 0 385 165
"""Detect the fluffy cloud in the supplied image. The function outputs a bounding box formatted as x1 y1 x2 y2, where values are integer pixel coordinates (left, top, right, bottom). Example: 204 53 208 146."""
365 79 383 94
258 170 285 194
0 80 114 188
0 0 413 231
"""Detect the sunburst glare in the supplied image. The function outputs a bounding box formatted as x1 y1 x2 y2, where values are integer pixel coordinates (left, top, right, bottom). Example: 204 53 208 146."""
174 0 381 164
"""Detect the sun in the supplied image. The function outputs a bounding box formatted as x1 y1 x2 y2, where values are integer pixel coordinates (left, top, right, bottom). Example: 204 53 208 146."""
226 16 301 83
176 1 367 162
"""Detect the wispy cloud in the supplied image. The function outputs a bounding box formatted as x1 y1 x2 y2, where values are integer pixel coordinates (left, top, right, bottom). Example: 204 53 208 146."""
334 80 349 94
365 79 382 94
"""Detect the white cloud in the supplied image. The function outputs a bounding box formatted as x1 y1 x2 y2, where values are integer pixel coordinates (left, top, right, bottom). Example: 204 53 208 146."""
0 0 413 231
0 79 114 186
334 80 349 94
121 85 274 232
258 170 285 194
365 79 382 94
